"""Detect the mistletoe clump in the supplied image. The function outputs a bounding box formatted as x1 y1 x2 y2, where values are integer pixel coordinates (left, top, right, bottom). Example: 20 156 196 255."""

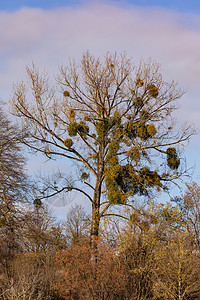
110 111 121 127
108 140 120 155
69 109 76 119
33 199 42 208
133 97 143 109
64 138 73 148
125 121 156 141
105 163 161 202
166 148 180 170
147 84 159 98
147 124 156 137
136 123 149 140
95 119 110 142
107 189 127 205
78 121 89 136
127 146 141 162
105 153 118 166
136 79 144 87
140 167 162 188
105 164 128 204
124 120 137 139
81 172 89 180
67 121 89 137
67 122 80 136
84 115 91 122
63 90 70 97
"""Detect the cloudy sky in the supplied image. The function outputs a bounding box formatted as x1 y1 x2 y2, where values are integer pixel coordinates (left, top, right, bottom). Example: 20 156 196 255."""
1 0 200 217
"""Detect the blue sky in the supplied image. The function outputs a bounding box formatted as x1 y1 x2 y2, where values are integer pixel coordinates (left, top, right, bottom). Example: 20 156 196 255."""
1 0 200 14
0 0 199 217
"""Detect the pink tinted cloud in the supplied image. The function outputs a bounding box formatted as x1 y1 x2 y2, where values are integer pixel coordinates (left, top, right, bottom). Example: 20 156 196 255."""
0 2 199 123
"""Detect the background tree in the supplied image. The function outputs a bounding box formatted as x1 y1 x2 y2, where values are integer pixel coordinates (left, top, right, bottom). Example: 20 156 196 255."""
64 204 90 245
0 105 28 275
173 182 200 249
0 105 27 220
105 201 182 299
18 203 67 252
153 233 200 300
10 52 194 257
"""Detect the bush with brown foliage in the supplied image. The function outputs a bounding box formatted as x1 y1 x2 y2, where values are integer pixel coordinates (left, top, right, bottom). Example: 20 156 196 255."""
54 238 133 300
0 251 61 300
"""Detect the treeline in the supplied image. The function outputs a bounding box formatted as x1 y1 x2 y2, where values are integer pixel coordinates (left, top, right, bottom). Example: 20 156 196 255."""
1 184 200 299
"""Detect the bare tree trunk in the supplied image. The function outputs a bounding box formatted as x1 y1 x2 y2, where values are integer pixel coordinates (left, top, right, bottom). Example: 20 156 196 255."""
90 145 104 273
91 202 100 271
90 177 101 274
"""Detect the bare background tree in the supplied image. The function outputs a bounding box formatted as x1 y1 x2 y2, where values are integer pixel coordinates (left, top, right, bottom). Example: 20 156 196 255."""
0 105 29 272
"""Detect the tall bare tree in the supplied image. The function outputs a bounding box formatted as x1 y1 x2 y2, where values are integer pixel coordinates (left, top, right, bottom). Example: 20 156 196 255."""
173 182 200 249
10 52 195 259
0 106 27 211
0 105 28 272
